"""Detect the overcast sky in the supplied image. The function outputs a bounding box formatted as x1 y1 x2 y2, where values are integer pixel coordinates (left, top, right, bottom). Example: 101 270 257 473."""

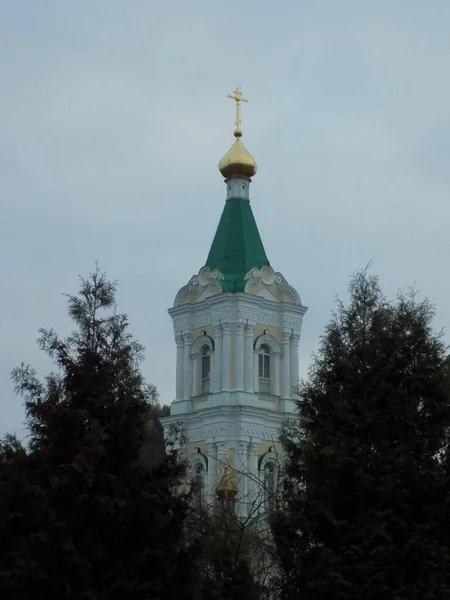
1 1 449 437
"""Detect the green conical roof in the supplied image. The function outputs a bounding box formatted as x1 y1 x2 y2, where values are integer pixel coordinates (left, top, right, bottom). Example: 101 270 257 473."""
205 197 270 292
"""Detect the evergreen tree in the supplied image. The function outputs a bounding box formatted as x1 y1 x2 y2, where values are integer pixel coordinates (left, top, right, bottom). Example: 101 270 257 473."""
272 269 450 600
437 354 450 583
0 267 196 600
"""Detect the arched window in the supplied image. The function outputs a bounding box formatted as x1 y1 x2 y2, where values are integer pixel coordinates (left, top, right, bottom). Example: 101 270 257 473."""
259 447 280 514
201 345 211 394
254 334 282 397
193 461 205 511
191 334 214 397
258 343 271 394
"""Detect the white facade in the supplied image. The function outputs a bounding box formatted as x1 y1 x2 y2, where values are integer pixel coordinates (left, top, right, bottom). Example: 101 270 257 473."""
161 264 307 521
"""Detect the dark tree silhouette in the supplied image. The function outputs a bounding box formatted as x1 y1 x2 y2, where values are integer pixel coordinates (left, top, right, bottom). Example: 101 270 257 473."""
272 269 450 600
0 266 196 600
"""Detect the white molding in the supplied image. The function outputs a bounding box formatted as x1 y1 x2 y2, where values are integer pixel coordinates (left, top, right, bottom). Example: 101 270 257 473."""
244 266 303 305
188 450 208 471
254 333 282 355
256 287 280 302
173 282 196 308
244 325 255 393
183 333 193 400
259 448 279 470
226 177 250 200
161 401 293 445
169 292 307 337
274 271 302 305
173 269 223 307
190 334 214 357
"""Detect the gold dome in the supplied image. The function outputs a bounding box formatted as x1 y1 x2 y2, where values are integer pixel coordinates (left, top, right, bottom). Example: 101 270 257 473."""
219 131 257 179
219 87 257 180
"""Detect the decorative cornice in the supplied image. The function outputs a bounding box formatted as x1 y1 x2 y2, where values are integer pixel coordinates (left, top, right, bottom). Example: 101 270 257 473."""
254 333 282 355
186 421 280 444
274 272 302 305
291 333 301 344
190 334 214 357
187 449 208 471
281 331 290 343
161 403 290 446
171 303 305 334
173 282 196 308
244 266 303 305
173 264 306 315
183 333 192 344
173 267 224 307
236 440 249 452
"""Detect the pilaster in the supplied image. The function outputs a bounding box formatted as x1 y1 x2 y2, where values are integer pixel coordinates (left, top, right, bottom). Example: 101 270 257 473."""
253 351 259 393
183 333 192 400
247 441 260 515
216 443 226 485
175 335 184 401
192 353 201 396
290 333 300 395
236 441 249 518
222 323 232 391
210 353 215 394
206 442 217 502
235 323 245 391
213 324 223 393
281 330 290 399
244 324 255 393
272 354 280 396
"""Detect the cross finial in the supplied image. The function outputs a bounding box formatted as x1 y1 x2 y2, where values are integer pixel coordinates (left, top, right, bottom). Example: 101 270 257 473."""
227 87 248 136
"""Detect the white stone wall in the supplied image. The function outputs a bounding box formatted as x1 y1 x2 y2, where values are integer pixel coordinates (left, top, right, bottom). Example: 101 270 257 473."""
161 272 307 520
169 291 306 409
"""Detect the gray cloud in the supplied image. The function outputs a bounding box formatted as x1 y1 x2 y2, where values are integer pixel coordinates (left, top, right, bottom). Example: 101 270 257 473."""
1 0 449 436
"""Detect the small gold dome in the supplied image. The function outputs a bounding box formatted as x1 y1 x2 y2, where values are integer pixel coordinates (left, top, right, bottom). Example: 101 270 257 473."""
219 131 257 180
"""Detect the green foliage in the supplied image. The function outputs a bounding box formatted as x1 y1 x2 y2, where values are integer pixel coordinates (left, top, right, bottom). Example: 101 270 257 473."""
272 268 450 600
0 266 195 600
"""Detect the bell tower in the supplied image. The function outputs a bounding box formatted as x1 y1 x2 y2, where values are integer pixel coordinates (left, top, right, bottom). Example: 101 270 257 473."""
161 89 307 521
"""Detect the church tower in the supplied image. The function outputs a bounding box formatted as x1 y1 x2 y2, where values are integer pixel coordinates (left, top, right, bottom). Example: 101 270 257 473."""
161 89 307 521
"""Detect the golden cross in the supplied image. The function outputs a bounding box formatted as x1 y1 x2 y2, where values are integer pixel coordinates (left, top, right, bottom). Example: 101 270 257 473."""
227 87 248 134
